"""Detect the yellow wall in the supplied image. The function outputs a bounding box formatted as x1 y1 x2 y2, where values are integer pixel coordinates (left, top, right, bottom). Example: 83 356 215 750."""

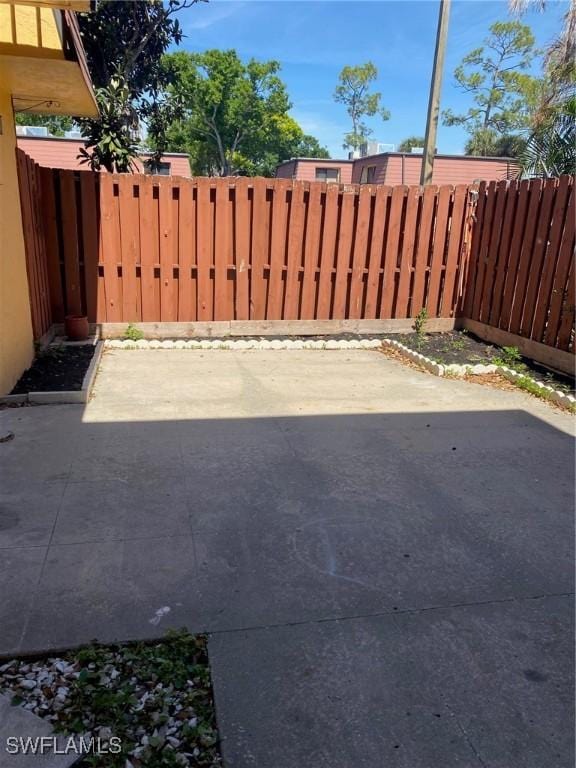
0 4 62 50
0 86 34 394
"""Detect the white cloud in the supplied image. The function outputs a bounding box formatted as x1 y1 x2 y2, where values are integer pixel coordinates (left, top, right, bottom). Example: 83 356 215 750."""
184 2 246 31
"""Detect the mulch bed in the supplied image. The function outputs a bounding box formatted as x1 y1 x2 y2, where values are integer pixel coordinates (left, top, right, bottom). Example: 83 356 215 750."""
394 331 575 396
395 331 498 366
11 345 95 395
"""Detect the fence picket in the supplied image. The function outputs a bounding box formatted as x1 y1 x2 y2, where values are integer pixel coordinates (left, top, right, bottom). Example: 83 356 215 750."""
177 179 196 321
441 185 468 317
139 176 158 322
396 185 420 318
531 176 570 342
301 182 322 319
80 172 99 322
250 178 268 320
234 178 250 320
333 189 355 318
196 177 212 321
118 176 140 322
426 185 452 317
60 170 83 317
519 179 557 337
349 186 372 319
508 179 543 334
487 180 518 327
284 181 306 320
380 185 406 318
316 183 338 319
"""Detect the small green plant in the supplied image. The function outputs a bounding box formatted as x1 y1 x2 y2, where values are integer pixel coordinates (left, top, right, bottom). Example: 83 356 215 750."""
492 345 527 373
413 308 428 336
449 337 466 351
123 324 144 342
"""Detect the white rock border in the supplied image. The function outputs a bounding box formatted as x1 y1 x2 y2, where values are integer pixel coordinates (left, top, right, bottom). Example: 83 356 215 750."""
382 338 575 411
104 338 383 351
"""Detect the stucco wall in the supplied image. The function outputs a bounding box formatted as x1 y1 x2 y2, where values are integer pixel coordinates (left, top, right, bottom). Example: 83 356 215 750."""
377 155 515 186
0 88 34 395
275 160 297 179
351 156 388 184
276 159 353 184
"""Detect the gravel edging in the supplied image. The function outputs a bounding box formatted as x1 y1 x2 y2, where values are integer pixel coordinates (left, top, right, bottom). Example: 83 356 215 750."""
104 338 383 350
0 631 221 768
382 338 576 411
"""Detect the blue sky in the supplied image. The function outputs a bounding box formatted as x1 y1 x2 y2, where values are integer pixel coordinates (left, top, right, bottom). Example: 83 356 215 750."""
175 0 568 157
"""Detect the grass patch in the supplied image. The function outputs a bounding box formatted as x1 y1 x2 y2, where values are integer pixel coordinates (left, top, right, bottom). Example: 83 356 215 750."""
511 374 576 413
0 629 221 768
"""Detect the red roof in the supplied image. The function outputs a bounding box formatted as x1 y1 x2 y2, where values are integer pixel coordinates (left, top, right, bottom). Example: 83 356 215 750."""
16 136 191 178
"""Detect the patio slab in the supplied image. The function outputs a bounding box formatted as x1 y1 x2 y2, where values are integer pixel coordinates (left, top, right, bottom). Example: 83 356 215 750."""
0 349 573 765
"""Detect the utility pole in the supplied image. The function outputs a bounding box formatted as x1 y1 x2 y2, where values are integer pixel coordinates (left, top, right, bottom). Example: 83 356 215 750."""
420 0 451 185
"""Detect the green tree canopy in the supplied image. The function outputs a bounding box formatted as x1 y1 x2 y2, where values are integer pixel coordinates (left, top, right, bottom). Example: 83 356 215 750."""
296 135 330 158
397 136 425 152
333 62 390 151
14 113 73 137
443 21 540 155
464 129 526 157
155 49 327 176
77 0 197 172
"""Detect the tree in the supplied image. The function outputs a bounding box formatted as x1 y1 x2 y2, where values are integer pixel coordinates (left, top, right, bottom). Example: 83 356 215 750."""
519 99 576 176
397 136 425 152
156 50 327 176
442 21 539 154
296 135 330 158
333 62 390 151
77 0 198 172
464 129 526 157
14 113 73 137
510 0 575 77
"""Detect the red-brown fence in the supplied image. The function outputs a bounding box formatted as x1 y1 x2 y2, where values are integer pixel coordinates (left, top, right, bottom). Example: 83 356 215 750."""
17 151 52 339
16 149 575 359
464 176 575 352
33 166 475 325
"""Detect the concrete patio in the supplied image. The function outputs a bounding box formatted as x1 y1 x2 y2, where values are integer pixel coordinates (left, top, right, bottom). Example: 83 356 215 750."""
0 348 574 767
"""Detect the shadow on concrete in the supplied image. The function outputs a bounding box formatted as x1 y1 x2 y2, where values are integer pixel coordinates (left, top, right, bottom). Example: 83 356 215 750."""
0 405 574 767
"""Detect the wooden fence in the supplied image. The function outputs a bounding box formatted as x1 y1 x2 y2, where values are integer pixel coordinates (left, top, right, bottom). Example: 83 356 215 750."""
30 160 474 325
464 176 575 352
16 149 575 358
17 151 52 339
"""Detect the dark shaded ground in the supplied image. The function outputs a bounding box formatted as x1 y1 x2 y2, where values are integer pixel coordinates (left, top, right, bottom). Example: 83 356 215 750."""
396 331 575 395
11 346 95 394
1 350 574 768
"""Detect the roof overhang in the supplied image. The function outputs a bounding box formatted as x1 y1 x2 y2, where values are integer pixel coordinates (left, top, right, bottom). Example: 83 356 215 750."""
0 0 92 11
0 6 97 117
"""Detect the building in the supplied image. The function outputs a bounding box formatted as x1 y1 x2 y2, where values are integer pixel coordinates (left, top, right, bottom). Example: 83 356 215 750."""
16 133 192 177
275 152 518 186
276 158 354 184
0 0 97 394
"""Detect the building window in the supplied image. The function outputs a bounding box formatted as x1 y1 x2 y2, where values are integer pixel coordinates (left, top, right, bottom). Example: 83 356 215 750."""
360 166 377 183
144 160 171 176
315 167 340 182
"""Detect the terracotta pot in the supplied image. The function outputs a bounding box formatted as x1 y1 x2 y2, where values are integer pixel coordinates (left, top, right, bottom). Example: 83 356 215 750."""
65 314 89 341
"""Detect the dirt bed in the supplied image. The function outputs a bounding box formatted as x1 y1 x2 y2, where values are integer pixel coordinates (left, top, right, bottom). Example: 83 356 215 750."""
394 331 575 396
11 345 95 394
